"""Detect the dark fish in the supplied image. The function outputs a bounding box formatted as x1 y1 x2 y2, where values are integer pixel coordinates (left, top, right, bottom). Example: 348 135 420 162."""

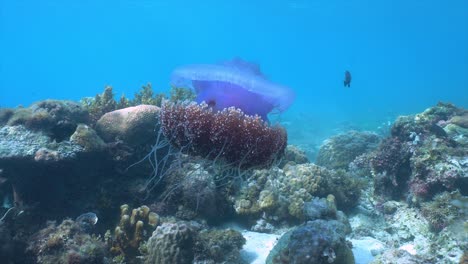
344 70 351 87
429 123 447 138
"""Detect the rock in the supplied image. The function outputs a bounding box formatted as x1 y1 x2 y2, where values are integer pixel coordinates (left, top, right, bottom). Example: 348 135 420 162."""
95 105 160 146
70 124 106 152
0 125 83 162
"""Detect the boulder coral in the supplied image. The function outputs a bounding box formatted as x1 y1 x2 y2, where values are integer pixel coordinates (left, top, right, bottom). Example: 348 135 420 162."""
96 105 160 146
160 101 287 169
316 130 380 170
266 196 354 264
145 222 194 264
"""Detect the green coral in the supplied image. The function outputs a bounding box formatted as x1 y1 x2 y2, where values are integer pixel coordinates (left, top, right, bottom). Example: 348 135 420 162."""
81 86 118 125
132 83 165 106
169 86 196 102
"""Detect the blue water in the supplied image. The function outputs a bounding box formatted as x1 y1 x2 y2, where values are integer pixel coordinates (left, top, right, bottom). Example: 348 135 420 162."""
1 0 467 137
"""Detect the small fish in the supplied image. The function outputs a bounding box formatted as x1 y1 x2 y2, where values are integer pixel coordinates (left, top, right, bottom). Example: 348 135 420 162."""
76 212 98 226
344 70 352 87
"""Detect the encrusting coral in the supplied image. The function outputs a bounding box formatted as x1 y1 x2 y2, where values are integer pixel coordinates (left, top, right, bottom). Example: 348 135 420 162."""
160 101 287 169
370 102 467 201
27 219 106 264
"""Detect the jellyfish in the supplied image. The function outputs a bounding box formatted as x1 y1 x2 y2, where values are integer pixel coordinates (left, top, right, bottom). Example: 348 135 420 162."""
170 58 295 120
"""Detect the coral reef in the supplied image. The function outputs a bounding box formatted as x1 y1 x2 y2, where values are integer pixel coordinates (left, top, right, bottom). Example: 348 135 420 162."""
160 101 287 169
5 100 89 141
349 192 466 263
420 191 462 232
316 130 381 170
108 204 159 260
27 219 106 264
371 137 412 199
370 103 467 201
234 163 364 221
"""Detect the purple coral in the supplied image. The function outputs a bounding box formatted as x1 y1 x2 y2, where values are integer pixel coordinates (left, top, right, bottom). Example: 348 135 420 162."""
170 58 295 120
160 102 287 169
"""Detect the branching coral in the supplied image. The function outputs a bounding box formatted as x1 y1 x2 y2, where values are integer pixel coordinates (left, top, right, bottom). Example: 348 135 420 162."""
160 101 287 169
108 204 159 260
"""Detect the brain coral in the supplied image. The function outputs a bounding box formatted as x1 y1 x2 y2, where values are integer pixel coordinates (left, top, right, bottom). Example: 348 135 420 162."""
170 58 295 120
160 101 287 169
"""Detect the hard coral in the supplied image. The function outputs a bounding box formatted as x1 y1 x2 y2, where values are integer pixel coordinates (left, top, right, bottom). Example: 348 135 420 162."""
316 130 380 170
267 219 354 264
95 105 160 145
160 101 287 169
7 100 88 141
371 103 467 201
109 204 159 260
145 222 194 264
27 219 106 264
193 229 246 263
371 137 412 199
234 164 364 220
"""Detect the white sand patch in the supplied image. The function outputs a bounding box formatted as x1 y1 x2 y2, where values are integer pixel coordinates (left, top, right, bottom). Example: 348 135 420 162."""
240 231 282 264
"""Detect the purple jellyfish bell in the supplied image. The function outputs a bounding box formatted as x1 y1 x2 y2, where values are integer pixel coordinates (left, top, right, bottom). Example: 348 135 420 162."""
170 58 295 120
